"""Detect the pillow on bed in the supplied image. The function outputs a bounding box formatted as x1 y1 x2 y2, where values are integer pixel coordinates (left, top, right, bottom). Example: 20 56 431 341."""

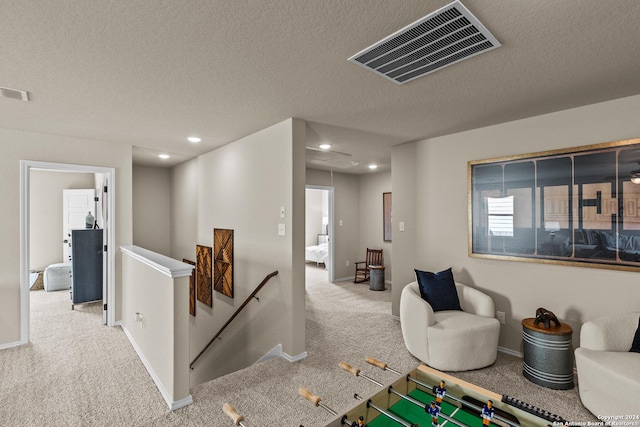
414 268 462 312
630 316 640 353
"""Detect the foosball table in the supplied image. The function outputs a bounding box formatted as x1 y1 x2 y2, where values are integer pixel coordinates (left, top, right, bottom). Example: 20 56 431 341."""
301 358 566 427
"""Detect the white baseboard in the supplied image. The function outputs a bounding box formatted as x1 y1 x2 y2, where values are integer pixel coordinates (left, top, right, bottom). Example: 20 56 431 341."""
253 344 307 364
282 351 308 362
121 325 193 411
390 314 400 321
256 344 283 363
498 346 522 358
0 340 24 350
333 276 355 283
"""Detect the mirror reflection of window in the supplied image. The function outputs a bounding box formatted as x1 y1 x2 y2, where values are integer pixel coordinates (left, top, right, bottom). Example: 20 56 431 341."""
487 195 514 237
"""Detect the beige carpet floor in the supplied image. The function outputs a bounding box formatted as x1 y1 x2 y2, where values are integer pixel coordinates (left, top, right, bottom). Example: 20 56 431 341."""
0 265 598 426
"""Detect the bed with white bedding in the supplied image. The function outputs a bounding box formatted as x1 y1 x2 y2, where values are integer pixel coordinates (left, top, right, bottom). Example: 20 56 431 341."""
305 234 329 266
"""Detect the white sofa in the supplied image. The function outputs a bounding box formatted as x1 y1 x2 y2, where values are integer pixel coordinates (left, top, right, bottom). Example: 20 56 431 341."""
575 312 640 418
400 281 500 371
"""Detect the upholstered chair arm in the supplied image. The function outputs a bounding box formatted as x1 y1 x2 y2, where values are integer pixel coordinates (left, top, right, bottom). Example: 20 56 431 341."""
400 282 435 364
455 282 495 318
580 312 640 351
401 282 435 326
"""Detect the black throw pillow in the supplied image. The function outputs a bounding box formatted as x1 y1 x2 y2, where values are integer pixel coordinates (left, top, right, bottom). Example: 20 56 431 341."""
414 268 462 312
630 316 640 353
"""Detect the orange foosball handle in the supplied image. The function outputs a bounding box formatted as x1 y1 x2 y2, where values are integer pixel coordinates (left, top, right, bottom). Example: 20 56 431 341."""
365 356 387 371
298 387 322 406
222 403 245 426
339 361 360 376
298 387 338 416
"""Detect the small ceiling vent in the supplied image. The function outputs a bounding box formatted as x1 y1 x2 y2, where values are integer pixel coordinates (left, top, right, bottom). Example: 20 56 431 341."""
349 0 501 84
0 87 30 101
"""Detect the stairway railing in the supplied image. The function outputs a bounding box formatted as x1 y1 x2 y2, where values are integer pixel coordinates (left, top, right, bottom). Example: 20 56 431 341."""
190 270 279 369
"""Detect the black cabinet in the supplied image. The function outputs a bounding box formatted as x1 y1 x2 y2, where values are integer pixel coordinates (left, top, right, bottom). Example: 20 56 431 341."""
71 229 103 308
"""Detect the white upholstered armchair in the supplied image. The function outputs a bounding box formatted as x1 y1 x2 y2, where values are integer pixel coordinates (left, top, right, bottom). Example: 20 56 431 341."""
400 281 500 371
575 312 640 418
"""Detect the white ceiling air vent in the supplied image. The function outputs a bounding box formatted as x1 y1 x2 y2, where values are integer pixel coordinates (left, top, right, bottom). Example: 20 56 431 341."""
349 0 501 84
0 87 30 101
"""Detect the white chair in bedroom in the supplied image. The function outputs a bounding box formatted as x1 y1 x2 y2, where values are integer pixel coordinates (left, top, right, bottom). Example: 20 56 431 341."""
400 278 500 371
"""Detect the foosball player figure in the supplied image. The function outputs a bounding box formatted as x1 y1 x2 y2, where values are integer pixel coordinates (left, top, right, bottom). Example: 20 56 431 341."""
481 400 494 427
352 415 367 427
434 380 446 408
426 400 439 427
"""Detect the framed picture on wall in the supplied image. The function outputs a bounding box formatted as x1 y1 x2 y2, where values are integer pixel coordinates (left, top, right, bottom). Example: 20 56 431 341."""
468 137 640 271
383 192 392 242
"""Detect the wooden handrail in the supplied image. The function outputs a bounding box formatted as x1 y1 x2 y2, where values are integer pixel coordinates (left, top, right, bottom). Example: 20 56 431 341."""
190 270 279 369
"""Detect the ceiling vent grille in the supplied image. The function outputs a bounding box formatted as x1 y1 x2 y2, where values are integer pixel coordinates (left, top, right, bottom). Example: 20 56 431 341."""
349 0 501 84
0 87 29 101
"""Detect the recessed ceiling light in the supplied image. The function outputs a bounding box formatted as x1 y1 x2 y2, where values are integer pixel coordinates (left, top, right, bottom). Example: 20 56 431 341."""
368 164 378 170
158 153 170 159
187 136 201 143
319 144 331 150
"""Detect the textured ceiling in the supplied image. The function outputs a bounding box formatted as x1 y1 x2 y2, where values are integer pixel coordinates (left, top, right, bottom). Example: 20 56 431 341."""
2 1 640 174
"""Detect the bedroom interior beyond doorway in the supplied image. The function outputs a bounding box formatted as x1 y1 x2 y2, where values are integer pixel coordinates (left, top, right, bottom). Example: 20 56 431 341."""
305 186 334 283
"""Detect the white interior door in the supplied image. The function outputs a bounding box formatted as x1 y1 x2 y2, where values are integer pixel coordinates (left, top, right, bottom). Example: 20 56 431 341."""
63 189 96 263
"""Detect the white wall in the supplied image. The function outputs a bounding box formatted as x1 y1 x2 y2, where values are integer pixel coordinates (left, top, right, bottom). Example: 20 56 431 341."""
358 171 392 282
29 170 95 271
392 94 640 352
0 127 132 347
305 189 325 247
133 165 171 256
171 119 306 386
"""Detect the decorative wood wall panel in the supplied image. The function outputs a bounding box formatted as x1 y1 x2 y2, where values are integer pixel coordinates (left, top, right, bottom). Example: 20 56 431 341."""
183 259 196 316
196 245 212 307
214 229 234 298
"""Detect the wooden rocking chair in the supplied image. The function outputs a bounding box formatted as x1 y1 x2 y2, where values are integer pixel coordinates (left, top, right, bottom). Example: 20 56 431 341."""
354 248 383 283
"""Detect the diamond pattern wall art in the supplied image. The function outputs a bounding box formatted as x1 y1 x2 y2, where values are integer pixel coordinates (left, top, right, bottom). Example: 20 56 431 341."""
183 259 196 316
196 245 212 307
214 228 234 298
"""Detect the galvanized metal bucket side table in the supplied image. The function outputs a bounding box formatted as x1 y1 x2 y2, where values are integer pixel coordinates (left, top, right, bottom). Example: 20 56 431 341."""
521 317 574 390
369 265 385 291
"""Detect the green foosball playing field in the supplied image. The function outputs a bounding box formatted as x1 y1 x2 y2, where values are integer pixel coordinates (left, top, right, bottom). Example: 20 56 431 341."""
367 387 497 427
325 364 566 427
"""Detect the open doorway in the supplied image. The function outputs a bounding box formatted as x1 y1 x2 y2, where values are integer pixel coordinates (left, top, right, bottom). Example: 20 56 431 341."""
305 186 334 285
19 161 116 345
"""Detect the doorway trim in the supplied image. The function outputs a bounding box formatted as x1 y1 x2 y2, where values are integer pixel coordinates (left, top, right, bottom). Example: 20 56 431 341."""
306 185 335 282
19 160 116 345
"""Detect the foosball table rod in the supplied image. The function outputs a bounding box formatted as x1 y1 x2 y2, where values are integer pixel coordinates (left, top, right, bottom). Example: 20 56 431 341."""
298 387 358 426
339 361 384 387
222 403 247 427
364 357 402 375
387 385 469 427
366 399 418 427
298 387 338 416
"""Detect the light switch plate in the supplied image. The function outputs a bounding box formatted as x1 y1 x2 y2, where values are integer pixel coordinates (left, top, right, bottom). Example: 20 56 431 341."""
399 222 405 232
